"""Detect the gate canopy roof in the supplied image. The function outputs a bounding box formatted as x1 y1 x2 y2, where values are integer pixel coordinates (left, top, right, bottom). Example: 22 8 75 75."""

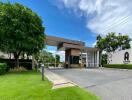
45 35 99 51
45 35 85 46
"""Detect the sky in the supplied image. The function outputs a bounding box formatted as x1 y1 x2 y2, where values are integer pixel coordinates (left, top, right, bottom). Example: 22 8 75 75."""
2 0 132 61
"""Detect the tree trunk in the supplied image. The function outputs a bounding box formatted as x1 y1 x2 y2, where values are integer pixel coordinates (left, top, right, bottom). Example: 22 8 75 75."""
14 53 20 68
15 56 19 68
9 53 11 60
99 51 102 67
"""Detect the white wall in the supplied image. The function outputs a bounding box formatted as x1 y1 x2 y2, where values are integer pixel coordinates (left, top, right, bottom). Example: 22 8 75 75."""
0 52 10 59
81 51 99 67
107 48 132 64
86 51 99 67
0 52 32 59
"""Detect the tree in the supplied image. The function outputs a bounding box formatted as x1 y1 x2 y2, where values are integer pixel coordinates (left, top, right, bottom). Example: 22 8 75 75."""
96 32 131 52
96 32 131 65
117 33 131 50
55 54 60 63
96 34 105 66
101 54 107 66
34 50 55 67
0 2 45 67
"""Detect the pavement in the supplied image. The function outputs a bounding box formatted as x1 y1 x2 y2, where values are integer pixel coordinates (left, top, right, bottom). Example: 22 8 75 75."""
44 69 76 89
49 68 132 100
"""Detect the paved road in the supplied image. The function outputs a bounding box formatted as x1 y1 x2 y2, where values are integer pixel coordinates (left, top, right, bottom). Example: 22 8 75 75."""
50 68 132 100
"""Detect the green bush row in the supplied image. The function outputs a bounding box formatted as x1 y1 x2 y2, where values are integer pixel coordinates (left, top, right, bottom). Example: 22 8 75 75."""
0 58 32 70
0 63 8 75
103 64 132 69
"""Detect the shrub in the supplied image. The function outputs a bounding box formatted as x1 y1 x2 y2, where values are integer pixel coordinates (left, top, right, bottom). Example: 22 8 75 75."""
0 58 32 70
9 67 27 72
103 64 132 69
0 63 8 75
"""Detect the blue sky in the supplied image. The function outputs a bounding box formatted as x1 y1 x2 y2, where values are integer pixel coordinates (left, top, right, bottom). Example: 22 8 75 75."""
3 0 96 49
2 0 132 61
3 0 132 47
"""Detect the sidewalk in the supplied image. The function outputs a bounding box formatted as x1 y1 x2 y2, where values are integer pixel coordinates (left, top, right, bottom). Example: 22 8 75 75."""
45 69 76 89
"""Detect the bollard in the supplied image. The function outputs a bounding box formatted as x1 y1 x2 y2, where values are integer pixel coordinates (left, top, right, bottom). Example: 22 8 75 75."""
41 64 44 81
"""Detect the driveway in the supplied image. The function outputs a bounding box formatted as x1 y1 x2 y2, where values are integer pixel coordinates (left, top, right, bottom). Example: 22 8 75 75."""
50 68 132 100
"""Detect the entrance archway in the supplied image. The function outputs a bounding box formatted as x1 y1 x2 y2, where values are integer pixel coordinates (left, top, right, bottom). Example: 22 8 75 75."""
45 35 100 68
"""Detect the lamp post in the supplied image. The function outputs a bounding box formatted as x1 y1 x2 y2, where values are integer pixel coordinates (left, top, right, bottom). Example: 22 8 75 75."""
54 52 57 68
55 54 56 68
41 63 44 81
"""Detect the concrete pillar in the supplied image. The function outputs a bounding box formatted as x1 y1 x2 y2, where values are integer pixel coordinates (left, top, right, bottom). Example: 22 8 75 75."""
93 51 95 67
65 49 70 68
80 50 82 68
94 51 96 67
97 51 99 67
86 52 88 68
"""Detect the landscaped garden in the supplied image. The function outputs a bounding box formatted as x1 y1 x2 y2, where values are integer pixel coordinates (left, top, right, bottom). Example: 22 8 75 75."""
0 71 100 100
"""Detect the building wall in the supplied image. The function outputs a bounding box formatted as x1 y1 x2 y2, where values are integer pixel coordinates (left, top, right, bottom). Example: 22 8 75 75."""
0 51 32 59
107 48 132 64
0 52 10 59
82 51 99 67
87 51 98 67
71 49 80 56
65 49 81 68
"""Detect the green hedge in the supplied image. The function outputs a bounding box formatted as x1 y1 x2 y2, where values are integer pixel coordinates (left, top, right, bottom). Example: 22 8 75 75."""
103 64 132 69
0 63 8 75
0 59 32 70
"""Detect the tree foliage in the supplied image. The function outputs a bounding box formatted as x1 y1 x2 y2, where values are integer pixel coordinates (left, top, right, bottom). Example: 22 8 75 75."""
55 54 60 64
96 32 131 52
35 50 54 63
0 2 45 67
101 54 107 65
35 50 61 67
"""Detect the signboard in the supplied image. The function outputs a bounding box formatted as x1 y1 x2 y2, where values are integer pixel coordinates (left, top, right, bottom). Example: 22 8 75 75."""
123 52 130 64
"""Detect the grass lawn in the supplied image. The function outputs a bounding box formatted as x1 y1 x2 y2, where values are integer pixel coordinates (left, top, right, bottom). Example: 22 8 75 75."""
0 71 100 100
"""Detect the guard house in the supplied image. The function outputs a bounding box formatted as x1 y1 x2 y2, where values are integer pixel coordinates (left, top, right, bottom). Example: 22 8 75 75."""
45 35 100 68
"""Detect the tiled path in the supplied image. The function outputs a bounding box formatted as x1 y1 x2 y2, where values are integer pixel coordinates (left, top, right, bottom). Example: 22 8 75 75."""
45 69 76 89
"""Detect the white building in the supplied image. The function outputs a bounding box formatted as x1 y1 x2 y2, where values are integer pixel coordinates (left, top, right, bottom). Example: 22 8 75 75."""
0 51 11 59
107 48 132 64
0 51 32 59
81 51 99 67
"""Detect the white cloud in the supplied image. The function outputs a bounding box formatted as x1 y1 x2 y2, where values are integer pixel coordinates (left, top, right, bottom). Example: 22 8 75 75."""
92 41 97 47
52 0 132 37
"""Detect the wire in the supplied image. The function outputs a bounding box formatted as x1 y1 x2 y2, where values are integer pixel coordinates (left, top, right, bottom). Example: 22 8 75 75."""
101 14 132 33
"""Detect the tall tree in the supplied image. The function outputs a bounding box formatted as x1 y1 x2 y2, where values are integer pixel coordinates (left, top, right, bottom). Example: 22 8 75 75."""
96 32 131 52
117 33 131 50
0 2 45 67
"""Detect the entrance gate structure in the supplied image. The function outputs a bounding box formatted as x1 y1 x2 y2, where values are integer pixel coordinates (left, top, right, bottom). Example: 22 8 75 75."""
45 35 100 68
